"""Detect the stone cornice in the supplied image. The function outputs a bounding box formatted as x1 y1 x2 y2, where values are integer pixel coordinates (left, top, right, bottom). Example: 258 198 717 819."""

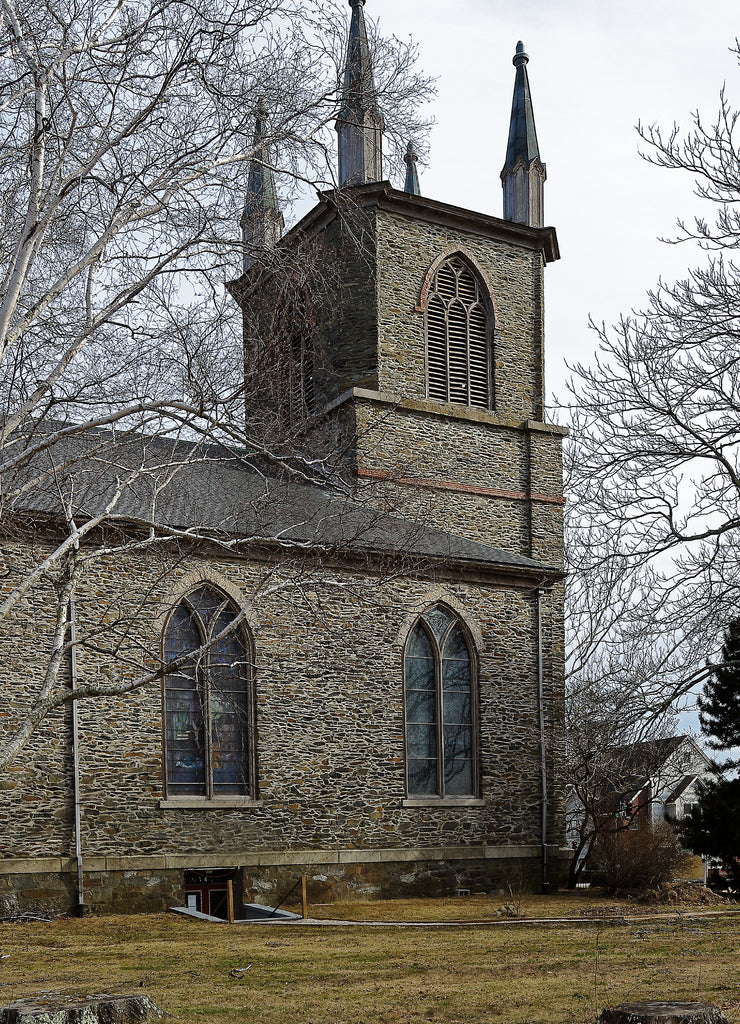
321 386 569 437
282 182 560 264
0 844 551 875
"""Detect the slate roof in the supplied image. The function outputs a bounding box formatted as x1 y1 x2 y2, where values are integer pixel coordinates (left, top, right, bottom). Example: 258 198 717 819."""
6 424 558 579
596 736 688 801
611 736 686 768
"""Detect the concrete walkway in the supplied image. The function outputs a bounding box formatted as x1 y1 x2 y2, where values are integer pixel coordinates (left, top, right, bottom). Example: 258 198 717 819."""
243 907 740 928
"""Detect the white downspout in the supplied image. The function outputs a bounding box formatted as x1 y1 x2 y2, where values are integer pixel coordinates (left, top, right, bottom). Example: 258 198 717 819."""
69 594 86 913
536 586 550 894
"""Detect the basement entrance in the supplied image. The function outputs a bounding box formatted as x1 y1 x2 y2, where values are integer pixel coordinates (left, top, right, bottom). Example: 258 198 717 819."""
183 868 243 920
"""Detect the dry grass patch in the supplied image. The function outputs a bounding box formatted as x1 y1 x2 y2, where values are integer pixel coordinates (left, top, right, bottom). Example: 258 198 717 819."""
0 909 739 1023
305 888 726 922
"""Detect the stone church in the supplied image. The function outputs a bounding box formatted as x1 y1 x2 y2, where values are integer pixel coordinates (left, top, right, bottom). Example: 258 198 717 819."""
0 0 566 916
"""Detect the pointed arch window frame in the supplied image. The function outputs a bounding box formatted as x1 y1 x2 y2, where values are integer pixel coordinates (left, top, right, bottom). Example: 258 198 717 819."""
160 586 259 807
269 282 317 428
402 604 481 803
418 250 497 412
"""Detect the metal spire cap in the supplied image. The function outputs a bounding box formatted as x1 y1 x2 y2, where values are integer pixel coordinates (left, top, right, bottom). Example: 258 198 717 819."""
243 99 280 219
254 95 268 135
349 0 366 6
513 41 529 67
501 39 545 227
503 40 540 168
403 140 421 196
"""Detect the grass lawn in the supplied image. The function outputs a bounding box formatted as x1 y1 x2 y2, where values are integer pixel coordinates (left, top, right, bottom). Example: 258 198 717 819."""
304 889 689 921
1 894 739 1023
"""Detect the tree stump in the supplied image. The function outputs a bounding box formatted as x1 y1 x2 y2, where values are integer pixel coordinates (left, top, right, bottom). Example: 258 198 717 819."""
599 1002 729 1024
0 993 163 1023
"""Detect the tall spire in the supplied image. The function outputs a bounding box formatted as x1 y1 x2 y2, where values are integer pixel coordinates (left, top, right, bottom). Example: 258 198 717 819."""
403 141 421 196
336 0 384 186
500 42 546 228
240 98 284 273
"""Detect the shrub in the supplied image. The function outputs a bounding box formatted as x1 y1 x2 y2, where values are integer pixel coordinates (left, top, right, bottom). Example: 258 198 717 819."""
593 821 691 895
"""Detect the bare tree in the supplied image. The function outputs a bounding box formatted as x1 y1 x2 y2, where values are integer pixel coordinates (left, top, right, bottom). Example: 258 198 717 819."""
563 41 740 766
0 0 434 769
560 46 740 886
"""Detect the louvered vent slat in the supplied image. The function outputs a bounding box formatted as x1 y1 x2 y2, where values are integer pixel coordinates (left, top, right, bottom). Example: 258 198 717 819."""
447 301 469 403
457 270 477 305
426 258 493 410
427 295 448 401
436 264 457 301
468 304 489 408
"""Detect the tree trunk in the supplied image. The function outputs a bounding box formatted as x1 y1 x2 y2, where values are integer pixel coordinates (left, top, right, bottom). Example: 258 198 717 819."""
599 1002 729 1024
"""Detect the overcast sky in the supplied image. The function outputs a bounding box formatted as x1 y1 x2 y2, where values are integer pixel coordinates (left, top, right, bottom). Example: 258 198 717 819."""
366 0 740 405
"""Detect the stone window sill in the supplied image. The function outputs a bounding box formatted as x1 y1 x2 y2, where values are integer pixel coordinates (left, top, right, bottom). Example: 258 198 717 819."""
402 797 485 809
159 797 263 810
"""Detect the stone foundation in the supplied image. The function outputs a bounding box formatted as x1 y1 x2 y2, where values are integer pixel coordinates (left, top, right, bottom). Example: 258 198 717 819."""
0 867 182 917
0 845 565 915
247 855 544 907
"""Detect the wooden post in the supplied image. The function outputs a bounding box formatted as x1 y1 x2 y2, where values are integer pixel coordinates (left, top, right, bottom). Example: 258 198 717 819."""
226 879 234 924
301 874 308 919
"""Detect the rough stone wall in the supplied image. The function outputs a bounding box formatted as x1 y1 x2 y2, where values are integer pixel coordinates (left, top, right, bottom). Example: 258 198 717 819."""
240 205 380 421
245 854 545 905
0 866 180 916
350 396 565 567
319 208 379 401
242 198 549 427
539 583 567 856
0 193 567 912
0 542 553 887
0 542 75 862
305 201 567 866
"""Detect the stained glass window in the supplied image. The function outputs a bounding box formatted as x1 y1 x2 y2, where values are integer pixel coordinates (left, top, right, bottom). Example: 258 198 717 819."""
404 606 476 798
164 588 253 797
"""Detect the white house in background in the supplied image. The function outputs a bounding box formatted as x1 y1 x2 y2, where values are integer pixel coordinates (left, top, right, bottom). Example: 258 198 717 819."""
618 735 717 829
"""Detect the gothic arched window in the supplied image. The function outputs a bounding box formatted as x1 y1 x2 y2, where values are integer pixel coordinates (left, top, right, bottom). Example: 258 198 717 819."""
272 286 315 427
163 587 255 797
425 257 493 410
404 605 477 797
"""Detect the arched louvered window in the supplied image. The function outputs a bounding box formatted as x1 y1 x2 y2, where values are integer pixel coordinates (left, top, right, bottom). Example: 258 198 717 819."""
280 289 315 426
263 286 316 428
426 257 493 410
288 315 315 423
164 587 255 798
404 605 477 798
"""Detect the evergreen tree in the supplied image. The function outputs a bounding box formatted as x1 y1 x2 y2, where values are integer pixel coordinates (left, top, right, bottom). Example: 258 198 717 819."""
699 617 740 755
681 620 740 879
680 778 740 886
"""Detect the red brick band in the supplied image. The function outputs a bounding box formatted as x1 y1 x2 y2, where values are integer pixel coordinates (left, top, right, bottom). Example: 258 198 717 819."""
357 467 564 505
